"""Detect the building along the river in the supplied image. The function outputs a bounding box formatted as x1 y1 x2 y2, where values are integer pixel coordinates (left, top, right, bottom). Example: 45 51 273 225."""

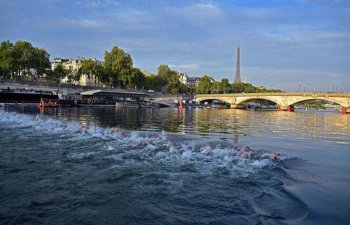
51 57 102 87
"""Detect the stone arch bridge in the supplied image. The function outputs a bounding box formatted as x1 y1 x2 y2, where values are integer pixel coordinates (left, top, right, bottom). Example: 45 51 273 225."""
195 93 350 113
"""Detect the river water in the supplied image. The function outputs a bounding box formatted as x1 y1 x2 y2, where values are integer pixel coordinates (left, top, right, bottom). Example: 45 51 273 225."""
0 106 349 225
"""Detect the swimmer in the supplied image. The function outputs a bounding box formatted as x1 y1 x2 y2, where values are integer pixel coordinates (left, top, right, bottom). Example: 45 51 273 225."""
158 131 167 141
200 145 211 155
235 146 255 159
59 122 67 128
79 125 88 133
169 145 177 153
271 153 281 162
112 127 127 138
132 139 148 148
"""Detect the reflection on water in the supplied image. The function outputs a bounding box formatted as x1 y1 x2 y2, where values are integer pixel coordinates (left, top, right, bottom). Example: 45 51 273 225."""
9 106 350 146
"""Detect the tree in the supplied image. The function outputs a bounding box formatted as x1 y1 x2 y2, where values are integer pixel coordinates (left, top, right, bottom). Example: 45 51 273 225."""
14 41 35 78
103 46 133 88
0 40 15 78
51 64 68 83
130 68 145 90
157 64 188 94
231 82 256 93
211 82 222 94
195 75 213 94
167 73 182 94
32 48 50 80
81 59 97 79
0 40 50 80
143 74 165 91
95 63 109 85
220 78 231 94
157 64 172 81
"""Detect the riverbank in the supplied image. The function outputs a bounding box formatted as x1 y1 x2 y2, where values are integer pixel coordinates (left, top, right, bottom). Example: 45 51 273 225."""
0 80 197 107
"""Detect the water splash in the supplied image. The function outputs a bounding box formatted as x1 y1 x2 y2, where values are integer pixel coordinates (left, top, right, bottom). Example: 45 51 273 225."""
0 109 309 225
0 110 282 177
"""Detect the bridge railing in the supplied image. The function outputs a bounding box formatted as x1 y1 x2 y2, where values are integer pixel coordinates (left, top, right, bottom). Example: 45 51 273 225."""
196 92 350 97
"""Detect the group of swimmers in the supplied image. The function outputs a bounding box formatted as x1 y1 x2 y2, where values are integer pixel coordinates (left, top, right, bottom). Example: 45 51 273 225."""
36 112 282 162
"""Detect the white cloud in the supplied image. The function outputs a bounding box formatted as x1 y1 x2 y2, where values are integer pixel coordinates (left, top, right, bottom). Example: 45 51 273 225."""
164 2 222 24
63 18 105 28
168 63 199 72
259 25 348 43
75 0 120 9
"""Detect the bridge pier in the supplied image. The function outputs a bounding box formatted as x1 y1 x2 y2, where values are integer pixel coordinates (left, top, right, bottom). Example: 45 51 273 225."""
277 105 294 112
230 104 246 109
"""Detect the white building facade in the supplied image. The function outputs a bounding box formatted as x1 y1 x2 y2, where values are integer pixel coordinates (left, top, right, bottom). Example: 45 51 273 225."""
52 57 102 87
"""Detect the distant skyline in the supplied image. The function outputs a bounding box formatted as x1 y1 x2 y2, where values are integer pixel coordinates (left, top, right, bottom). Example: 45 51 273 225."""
1 0 349 91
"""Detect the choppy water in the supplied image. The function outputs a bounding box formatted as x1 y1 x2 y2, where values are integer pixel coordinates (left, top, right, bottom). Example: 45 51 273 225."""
1 106 349 225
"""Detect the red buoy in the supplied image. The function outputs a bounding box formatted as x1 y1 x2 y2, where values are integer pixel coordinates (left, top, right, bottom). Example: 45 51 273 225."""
341 107 347 114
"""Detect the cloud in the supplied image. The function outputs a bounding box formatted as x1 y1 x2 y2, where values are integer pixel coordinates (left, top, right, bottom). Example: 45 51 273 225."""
163 2 223 24
109 9 156 31
168 63 199 72
63 18 105 28
75 0 120 9
259 25 348 43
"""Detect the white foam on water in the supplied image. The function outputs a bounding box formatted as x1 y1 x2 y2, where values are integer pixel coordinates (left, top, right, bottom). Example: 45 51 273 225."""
0 110 282 177
181 150 192 160
107 145 114 151
67 151 96 159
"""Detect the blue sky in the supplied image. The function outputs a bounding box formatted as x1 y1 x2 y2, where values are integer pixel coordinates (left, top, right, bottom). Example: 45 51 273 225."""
1 0 349 91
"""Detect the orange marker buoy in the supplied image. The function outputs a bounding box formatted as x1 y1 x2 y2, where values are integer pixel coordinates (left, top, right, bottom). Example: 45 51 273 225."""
38 98 45 108
341 107 347 114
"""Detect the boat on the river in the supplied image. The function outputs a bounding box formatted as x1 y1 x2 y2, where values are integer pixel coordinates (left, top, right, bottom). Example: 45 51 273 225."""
211 100 230 108
0 88 58 103
115 100 160 108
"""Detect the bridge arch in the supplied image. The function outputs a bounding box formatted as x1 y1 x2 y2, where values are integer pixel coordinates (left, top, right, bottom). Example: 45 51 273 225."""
236 97 281 106
196 97 232 105
287 97 346 107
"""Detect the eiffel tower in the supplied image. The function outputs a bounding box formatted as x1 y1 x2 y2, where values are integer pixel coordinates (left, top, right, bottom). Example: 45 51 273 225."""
234 42 241 83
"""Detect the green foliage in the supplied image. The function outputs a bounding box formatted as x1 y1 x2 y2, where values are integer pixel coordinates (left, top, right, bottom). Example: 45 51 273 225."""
157 64 172 81
220 78 231 94
0 40 15 78
231 83 256 93
103 46 133 88
167 73 181 94
143 74 165 91
129 68 144 90
32 48 51 79
195 78 283 94
0 40 50 79
255 87 283 93
45 64 68 83
156 64 189 94
54 64 68 83
195 75 214 94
